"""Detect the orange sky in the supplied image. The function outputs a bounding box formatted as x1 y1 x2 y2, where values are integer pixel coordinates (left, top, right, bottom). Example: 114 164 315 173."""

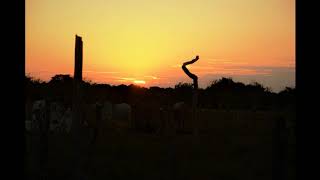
26 0 295 92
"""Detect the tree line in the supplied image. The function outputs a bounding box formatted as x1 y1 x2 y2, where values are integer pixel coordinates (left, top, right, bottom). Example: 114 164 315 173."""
25 74 295 111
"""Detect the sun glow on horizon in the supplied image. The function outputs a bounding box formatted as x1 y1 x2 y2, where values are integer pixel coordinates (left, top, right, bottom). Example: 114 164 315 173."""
133 80 146 85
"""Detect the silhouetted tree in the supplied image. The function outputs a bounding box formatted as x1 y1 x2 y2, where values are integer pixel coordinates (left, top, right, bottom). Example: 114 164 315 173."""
174 82 193 104
45 74 74 104
278 87 295 110
25 74 294 112
182 55 199 135
49 74 73 84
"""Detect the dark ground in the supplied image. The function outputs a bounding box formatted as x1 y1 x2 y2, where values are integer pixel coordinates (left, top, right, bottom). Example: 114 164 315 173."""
25 114 295 180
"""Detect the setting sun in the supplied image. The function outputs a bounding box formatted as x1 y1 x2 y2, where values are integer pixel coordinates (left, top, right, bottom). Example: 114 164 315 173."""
133 80 146 85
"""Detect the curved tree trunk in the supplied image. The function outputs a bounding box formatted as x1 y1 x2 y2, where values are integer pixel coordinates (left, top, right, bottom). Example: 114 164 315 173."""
182 56 199 136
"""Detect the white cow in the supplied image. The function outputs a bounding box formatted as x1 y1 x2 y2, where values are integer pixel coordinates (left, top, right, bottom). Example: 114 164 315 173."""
101 102 132 129
29 101 72 133
113 103 131 121
172 101 188 130
32 99 46 110
31 99 47 130
101 101 113 122
61 107 72 133
81 102 132 132
82 103 99 128
48 102 73 133
173 101 186 110
25 121 32 131
49 102 65 132
25 100 33 132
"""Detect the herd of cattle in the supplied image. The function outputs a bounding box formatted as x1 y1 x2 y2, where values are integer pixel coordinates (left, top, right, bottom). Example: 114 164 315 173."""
25 99 189 134
25 100 72 133
25 99 295 136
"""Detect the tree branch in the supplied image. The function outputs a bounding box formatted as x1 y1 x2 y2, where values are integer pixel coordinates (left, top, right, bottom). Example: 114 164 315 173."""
182 56 199 88
182 55 199 136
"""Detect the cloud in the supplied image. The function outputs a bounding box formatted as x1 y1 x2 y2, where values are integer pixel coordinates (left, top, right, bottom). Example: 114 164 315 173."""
170 64 181 68
177 63 295 77
206 58 234 63
118 77 136 81
199 66 295 92
144 75 160 80
83 70 120 74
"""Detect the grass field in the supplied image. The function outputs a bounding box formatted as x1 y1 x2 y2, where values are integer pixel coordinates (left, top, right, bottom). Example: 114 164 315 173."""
25 110 295 180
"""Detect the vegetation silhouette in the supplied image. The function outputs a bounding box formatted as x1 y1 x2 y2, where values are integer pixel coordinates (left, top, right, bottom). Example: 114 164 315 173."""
25 74 295 111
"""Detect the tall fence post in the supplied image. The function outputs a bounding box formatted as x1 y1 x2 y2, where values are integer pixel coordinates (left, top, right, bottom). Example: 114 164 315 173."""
71 34 86 179
71 34 83 133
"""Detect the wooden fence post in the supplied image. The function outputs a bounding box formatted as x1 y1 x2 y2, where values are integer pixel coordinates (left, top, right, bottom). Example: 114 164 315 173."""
70 35 87 179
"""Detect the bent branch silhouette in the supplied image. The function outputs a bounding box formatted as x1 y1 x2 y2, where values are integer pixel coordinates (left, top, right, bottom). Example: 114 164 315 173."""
182 55 199 136
182 55 199 89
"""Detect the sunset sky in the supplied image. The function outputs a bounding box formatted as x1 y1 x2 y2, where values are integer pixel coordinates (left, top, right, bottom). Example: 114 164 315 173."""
26 0 295 92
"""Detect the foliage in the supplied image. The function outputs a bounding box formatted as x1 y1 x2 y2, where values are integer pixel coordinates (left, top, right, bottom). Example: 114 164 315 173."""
25 74 295 110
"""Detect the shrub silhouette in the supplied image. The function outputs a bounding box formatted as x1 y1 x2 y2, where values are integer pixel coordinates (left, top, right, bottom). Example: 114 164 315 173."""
25 74 295 111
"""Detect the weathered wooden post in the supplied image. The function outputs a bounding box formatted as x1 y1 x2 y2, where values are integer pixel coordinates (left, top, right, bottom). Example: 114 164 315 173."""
72 34 83 133
71 35 87 179
182 55 199 136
